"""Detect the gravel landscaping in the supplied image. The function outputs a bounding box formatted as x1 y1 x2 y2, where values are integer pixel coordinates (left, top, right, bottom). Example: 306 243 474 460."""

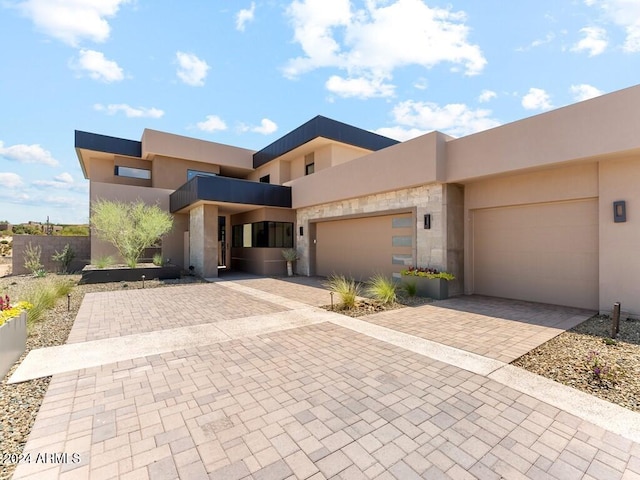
1 272 639 479
513 314 640 413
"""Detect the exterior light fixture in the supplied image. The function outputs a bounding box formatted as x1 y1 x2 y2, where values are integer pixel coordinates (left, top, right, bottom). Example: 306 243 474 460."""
299 226 304 236
424 214 431 229
613 201 626 223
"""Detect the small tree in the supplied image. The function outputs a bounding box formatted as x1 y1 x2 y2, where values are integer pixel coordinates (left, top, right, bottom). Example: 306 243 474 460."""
91 200 173 268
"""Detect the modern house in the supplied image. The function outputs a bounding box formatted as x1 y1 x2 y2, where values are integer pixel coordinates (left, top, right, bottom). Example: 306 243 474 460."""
76 84 640 316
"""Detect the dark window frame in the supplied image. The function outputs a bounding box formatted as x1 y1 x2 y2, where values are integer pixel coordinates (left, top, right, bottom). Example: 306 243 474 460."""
187 169 218 181
259 174 270 183
114 165 151 180
231 221 294 248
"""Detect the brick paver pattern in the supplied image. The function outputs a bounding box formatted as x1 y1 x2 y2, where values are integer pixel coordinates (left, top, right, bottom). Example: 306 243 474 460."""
361 295 593 363
13 322 640 479
10 276 638 479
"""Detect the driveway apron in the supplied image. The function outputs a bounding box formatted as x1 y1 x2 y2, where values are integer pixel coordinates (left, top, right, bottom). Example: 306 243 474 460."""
9 276 640 479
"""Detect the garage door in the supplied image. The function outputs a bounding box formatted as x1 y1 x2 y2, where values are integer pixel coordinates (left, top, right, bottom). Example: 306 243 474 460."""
315 213 413 281
472 199 598 309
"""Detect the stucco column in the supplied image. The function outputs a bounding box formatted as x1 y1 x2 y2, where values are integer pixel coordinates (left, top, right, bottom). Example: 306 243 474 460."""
189 204 218 278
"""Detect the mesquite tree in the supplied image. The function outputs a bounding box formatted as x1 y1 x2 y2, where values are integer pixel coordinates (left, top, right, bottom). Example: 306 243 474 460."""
91 200 173 268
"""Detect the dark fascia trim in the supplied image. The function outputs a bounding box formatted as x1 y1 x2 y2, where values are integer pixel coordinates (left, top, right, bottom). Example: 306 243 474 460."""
75 130 142 158
252 115 399 169
170 175 292 213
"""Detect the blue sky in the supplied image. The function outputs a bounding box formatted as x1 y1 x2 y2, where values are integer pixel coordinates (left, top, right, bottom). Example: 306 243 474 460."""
1 0 640 224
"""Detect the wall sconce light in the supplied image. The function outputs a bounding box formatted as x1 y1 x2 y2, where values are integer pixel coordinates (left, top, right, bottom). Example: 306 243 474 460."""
299 226 304 236
614 201 626 223
424 214 431 229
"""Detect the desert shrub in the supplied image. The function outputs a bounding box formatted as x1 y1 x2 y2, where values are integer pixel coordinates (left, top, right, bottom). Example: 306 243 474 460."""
91 199 173 268
403 281 417 297
17 277 73 324
281 248 299 262
93 256 114 269
52 243 75 273
366 274 397 305
24 242 44 276
325 274 360 309
152 253 163 266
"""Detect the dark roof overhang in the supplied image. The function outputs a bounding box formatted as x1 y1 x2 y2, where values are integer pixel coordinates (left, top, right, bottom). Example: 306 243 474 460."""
252 115 399 168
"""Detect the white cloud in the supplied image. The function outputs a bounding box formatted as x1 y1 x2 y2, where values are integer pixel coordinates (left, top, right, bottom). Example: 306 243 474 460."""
32 172 88 192
522 88 553 110
176 52 210 87
284 0 486 98
478 89 497 103
0 173 24 188
94 103 164 118
252 118 278 135
378 100 501 139
236 2 256 31
71 49 124 82
0 141 59 166
570 84 604 101
197 115 227 133
585 0 640 52
16 0 130 46
55 172 73 183
516 32 556 51
325 75 395 98
572 26 608 56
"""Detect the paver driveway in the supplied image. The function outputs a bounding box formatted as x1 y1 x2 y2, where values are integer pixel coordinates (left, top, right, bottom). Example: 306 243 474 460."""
9 274 640 479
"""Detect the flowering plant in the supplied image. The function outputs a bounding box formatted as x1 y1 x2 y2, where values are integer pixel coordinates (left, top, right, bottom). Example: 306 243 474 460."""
0 295 33 327
400 267 455 281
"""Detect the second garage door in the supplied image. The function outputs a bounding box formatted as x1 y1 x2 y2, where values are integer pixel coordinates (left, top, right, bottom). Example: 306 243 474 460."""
472 199 598 309
315 213 413 281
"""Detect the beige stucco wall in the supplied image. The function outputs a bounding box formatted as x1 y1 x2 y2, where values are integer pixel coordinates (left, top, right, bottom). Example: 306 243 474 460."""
288 132 448 209
90 182 183 266
599 155 640 316
295 184 459 288
151 156 220 190
446 85 640 182
89 156 152 187
142 129 254 170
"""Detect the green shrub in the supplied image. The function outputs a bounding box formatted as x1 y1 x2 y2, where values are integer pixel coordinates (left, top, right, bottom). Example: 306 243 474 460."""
94 256 114 269
324 274 360 309
24 242 44 275
281 248 299 262
401 267 455 281
18 277 73 324
152 253 163 266
52 243 75 273
366 274 397 305
403 280 417 297
91 199 173 268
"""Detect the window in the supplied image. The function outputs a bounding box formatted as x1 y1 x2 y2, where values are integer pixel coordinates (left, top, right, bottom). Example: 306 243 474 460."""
187 170 218 181
392 236 412 247
392 217 412 228
259 174 270 183
305 153 315 175
231 221 294 248
114 166 151 180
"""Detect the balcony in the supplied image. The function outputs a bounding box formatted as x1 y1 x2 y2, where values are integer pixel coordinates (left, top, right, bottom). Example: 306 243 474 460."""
170 175 292 213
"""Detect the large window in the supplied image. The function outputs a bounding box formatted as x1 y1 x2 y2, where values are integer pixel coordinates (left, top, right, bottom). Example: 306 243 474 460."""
232 221 294 248
187 170 218 181
114 166 151 180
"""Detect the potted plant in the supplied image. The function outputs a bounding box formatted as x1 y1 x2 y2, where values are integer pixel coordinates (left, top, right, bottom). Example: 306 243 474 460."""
400 267 455 300
281 248 299 277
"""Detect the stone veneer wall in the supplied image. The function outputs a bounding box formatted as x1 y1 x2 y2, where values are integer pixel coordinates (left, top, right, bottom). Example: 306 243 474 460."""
12 235 90 275
295 184 446 276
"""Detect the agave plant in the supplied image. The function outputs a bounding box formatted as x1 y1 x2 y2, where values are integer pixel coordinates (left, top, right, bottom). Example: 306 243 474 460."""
281 248 299 276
